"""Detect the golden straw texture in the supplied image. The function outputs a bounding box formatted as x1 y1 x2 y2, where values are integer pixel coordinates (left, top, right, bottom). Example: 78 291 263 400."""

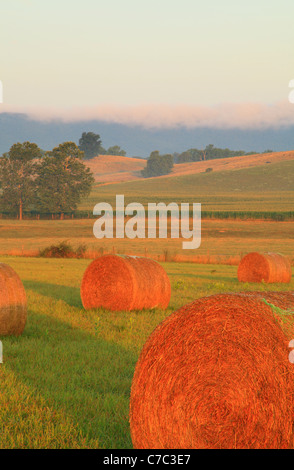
238 252 291 283
0 263 27 336
130 292 294 449
81 254 171 311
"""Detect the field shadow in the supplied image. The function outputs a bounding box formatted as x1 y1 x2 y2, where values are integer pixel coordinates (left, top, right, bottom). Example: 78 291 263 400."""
23 280 82 308
4 310 137 448
169 271 236 283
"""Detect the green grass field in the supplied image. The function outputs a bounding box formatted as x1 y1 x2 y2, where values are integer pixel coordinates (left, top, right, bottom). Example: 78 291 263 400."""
0 256 294 449
80 159 294 213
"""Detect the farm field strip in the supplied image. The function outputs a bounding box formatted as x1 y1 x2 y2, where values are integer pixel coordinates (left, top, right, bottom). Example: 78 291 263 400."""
0 219 293 260
85 151 294 184
80 158 294 213
82 188 294 213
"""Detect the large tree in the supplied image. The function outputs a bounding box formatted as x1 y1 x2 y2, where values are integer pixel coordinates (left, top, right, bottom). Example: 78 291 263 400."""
78 132 103 159
36 142 94 217
0 141 42 220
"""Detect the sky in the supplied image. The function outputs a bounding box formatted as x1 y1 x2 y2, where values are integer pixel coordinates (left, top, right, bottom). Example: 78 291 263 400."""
0 0 294 128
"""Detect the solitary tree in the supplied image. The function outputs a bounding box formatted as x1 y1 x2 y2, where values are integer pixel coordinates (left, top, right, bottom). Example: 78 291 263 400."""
0 141 42 220
141 151 174 177
78 132 103 159
36 142 95 217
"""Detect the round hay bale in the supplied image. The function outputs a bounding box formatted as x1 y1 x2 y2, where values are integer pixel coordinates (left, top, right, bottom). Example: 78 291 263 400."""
0 263 27 336
238 252 292 283
130 292 294 449
80 254 171 311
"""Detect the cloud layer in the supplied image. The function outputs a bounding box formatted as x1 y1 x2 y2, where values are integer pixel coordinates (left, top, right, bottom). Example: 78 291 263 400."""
1 101 294 129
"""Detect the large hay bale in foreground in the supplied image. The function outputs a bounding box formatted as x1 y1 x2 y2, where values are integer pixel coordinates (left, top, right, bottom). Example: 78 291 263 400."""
0 263 27 336
238 252 292 283
81 254 171 311
130 292 294 449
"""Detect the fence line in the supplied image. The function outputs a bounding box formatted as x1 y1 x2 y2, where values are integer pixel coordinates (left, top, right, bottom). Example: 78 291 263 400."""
1 210 294 221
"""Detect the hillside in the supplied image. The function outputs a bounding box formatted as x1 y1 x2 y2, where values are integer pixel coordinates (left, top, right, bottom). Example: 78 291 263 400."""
169 150 294 178
85 154 145 182
81 158 294 213
86 150 294 183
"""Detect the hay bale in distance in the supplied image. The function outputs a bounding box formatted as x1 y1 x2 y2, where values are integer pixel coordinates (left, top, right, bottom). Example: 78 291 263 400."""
238 252 292 283
0 263 27 336
81 254 171 311
130 292 294 449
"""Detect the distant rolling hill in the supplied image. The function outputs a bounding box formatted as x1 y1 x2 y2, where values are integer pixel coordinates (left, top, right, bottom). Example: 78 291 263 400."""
86 155 145 182
167 150 294 179
87 150 294 183
82 155 294 213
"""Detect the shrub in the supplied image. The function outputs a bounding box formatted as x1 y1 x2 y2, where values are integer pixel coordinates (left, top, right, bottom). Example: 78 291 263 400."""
39 241 87 258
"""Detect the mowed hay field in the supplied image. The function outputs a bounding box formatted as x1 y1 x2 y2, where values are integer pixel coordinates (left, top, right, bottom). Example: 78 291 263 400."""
0 218 294 263
1 255 294 449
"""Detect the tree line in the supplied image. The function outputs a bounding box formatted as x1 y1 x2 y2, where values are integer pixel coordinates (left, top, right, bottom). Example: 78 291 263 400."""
0 141 95 220
175 144 273 164
141 144 274 177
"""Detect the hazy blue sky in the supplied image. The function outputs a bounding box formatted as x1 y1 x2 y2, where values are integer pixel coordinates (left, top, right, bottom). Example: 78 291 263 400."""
0 0 294 127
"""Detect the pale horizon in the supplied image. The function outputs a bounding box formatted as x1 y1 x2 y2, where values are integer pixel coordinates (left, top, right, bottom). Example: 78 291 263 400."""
1 100 294 130
1 0 294 130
